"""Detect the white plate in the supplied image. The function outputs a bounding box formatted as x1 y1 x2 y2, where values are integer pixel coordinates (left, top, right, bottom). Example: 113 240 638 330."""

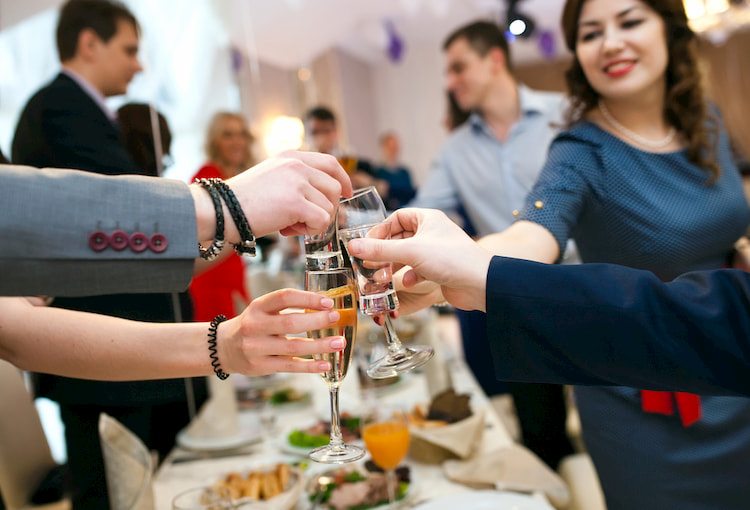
413 491 554 510
176 425 262 452
307 464 414 509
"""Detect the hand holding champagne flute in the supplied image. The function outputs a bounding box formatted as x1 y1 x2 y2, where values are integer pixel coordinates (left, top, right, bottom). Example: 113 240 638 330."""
306 268 365 463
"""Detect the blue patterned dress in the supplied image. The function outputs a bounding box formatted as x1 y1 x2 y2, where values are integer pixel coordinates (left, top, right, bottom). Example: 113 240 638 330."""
519 121 750 509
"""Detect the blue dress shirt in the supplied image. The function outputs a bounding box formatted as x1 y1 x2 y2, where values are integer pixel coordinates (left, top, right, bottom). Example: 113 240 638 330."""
410 85 566 237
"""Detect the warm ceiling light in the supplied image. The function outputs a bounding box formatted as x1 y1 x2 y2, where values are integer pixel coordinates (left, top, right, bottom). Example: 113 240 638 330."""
297 67 311 82
705 0 730 14
264 116 304 156
683 0 706 19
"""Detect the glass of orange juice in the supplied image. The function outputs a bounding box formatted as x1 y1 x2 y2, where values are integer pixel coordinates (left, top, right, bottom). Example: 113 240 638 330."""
362 409 410 504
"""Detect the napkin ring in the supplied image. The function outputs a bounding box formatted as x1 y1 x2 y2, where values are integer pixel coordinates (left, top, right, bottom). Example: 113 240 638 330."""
208 314 230 380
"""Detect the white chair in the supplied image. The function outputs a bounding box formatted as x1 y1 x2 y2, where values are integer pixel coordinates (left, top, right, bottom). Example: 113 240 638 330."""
0 360 71 510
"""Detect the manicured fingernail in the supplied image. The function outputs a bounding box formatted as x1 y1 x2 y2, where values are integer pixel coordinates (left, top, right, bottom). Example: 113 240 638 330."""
331 337 345 349
318 362 331 371
321 297 334 308
328 311 340 322
347 239 361 254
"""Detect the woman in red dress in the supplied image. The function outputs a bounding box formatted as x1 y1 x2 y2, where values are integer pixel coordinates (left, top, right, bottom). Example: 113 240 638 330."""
190 112 254 320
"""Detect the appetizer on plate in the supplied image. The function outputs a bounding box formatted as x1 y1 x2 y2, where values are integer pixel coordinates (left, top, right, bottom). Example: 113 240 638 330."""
308 462 411 510
210 462 304 509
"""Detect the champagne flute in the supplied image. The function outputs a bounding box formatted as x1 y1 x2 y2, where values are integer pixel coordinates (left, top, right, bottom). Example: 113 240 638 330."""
338 186 434 379
306 268 365 463
362 409 410 505
304 207 344 271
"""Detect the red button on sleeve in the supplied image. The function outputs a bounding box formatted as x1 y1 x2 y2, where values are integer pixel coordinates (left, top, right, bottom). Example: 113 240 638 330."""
110 230 129 251
88 231 109 252
129 232 149 253
149 233 168 253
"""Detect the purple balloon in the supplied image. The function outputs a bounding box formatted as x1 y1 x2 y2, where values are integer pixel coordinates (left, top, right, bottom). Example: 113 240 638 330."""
538 30 557 60
231 46 243 72
385 20 405 63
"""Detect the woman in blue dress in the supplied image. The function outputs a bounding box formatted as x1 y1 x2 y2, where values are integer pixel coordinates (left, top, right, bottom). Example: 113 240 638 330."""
476 0 750 508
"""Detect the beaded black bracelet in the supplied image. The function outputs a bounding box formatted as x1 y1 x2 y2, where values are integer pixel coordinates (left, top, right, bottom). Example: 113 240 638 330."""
212 178 257 257
207 314 229 380
196 179 225 261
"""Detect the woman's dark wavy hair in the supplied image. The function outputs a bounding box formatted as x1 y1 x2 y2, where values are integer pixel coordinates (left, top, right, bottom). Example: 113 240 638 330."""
561 0 719 181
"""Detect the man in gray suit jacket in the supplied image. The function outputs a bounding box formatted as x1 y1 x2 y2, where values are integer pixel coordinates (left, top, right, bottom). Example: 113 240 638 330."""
0 155 350 297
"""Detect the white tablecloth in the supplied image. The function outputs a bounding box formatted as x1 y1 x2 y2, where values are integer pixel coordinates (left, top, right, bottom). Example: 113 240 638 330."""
153 314 515 508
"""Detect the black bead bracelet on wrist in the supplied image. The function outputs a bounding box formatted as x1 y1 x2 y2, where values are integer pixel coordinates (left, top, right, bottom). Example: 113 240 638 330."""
196 178 225 261
207 314 229 380
212 178 257 257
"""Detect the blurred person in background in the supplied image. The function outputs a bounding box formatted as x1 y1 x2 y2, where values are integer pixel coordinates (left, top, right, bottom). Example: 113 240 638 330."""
117 102 172 177
305 106 386 194
409 20 575 469
373 131 416 210
189 111 254 321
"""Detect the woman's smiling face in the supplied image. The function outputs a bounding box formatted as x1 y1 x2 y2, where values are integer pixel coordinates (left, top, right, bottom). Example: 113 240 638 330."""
575 0 669 102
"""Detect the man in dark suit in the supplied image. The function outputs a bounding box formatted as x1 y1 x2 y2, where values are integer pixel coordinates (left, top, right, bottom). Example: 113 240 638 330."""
348 208 750 398
11 2 207 508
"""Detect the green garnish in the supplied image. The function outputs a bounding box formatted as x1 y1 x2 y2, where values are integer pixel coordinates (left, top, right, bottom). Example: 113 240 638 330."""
287 430 329 448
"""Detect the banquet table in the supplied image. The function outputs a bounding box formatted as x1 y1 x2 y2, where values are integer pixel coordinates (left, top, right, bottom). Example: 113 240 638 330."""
152 313 534 508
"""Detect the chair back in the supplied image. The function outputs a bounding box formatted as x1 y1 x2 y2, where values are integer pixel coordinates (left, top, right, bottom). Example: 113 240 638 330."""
0 361 59 509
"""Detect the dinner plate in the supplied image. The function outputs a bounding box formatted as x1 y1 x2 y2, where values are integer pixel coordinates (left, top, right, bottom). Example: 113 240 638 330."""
413 491 554 510
307 464 414 510
176 424 262 452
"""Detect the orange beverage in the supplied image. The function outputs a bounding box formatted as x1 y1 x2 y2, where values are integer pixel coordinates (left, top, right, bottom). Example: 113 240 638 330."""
306 284 357 385
362 420 410 471
337 155 358 175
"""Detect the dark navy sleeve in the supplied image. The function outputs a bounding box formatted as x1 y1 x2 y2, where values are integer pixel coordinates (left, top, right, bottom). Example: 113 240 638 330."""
485 256 750 396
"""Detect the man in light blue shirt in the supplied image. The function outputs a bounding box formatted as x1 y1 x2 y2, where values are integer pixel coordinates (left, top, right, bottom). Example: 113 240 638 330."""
413 85 565 237
410 20 574 470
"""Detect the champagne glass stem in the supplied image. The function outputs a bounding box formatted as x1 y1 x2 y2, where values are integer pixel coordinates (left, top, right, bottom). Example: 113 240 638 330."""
383 315 405 352
328 384 345 449
385 469 397 504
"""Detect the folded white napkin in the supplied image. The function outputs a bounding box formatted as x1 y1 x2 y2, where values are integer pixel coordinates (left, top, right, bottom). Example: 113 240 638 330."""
443 444 570 508
183 377 240 439
98 413 155 510
409 409 485 464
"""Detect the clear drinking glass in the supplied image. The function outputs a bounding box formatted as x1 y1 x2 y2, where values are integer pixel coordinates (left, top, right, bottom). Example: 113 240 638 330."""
306 268 365 463
304 207 344 271
362 408 410 505
338 187 434 379
171 486 234 509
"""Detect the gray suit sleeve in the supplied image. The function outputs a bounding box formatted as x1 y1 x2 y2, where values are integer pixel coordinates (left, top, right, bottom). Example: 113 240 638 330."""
0 165 198 296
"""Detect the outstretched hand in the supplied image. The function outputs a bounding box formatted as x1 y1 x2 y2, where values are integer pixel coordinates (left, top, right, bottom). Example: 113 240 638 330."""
218 288 347 376
345 208 492 312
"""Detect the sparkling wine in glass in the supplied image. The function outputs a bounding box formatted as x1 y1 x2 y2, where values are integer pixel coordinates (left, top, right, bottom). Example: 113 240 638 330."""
362 409 410 505
306 268 365 463
338 187 434 379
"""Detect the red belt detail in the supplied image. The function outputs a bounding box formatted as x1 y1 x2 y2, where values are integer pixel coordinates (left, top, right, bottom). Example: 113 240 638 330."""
641 390 701 427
